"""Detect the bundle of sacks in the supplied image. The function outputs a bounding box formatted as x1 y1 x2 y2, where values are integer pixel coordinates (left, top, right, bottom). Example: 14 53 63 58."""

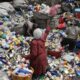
13 0 28 8
0 2 15 16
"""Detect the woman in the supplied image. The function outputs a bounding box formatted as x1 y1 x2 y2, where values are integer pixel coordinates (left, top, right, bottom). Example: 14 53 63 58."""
61 20 80 51
23 19 53 78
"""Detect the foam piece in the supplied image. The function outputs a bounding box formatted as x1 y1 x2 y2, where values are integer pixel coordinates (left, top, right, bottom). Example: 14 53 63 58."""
75 8 80 12
76 71 80 76
63 54 74 62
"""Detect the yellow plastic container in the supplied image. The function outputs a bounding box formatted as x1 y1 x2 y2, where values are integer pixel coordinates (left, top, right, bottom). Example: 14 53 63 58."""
12 67 34 80
12 74 32 80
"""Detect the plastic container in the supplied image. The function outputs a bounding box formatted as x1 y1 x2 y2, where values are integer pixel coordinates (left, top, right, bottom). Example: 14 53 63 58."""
12 67 34 80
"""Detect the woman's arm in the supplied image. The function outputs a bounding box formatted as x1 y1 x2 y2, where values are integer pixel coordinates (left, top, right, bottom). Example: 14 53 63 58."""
23 41 38 60
41 26 51 40
41 17 54 40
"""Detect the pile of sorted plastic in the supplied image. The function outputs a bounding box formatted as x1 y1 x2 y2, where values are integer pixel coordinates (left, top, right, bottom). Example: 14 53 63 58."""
45 51 80 80
0 24 33 79
41 29 80 80
0 20 33 65
0 1 80 80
